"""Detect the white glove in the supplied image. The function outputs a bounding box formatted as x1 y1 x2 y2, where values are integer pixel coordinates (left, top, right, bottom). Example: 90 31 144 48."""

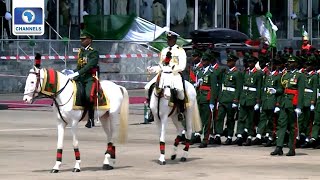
294 108 302 116
268 87 277 94
67 72 79 79
274 107 280 113
147 66 160 73
193 83 198 87
197 78 203 85
310 104 315 111
209 104 214 111
232 103 238 108
254 104 260 111
62 69 74 75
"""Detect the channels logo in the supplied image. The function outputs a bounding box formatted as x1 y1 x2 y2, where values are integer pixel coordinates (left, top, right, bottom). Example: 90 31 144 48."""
13 7 44 35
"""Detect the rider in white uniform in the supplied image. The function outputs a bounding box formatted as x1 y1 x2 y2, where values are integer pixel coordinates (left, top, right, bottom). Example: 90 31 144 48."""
145 31 187 120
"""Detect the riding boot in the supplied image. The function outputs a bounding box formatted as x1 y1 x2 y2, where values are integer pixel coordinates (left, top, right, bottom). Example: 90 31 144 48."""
146 98 154 122
146 84 155 122
85 106 95 128
178 99 185 121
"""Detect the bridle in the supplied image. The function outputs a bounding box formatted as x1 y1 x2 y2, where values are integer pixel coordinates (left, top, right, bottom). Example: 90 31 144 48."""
25 69 72 124
24 71 42 103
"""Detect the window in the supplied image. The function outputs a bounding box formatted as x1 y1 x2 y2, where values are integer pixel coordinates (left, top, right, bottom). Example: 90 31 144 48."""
270 0 288 39
292 0 308 37
170 0 193 37
312 0 320 38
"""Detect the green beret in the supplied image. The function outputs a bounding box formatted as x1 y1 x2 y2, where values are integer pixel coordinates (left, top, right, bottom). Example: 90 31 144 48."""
201 51 212 61
227 53 238 61
247 56 259 63
287 55 297 62
80 30 95 39
192 49 202 57
306 55 316 65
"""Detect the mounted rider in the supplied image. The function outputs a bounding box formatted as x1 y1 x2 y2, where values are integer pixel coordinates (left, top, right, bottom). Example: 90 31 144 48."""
145 31 187 121
66 30 99 128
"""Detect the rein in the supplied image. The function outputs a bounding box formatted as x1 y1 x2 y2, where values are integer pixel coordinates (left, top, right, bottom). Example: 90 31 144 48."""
28 70 73 125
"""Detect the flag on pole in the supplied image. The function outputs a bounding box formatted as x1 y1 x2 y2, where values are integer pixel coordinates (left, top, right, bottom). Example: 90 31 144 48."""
256 12 278 47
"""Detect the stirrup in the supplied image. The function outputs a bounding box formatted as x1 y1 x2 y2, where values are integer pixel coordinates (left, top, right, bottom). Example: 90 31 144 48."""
178 113 185 121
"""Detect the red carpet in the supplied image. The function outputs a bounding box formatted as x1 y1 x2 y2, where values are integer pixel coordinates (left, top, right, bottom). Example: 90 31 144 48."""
0 97 145 109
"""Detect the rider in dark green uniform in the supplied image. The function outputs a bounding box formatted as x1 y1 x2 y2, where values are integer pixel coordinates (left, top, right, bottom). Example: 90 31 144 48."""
67 30 99 128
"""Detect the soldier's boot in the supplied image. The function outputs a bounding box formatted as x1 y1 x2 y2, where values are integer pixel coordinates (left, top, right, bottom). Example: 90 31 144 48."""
252 135 263 145
198 141 208 148
264 138 273 147
208 134 215 144
252 138 262 145
270 146 283 156
213 136 221 145
85 107 95 128
224 137 232 145
190 133 202 145
232 135 243 146
286 149 296 156
243 137 252 146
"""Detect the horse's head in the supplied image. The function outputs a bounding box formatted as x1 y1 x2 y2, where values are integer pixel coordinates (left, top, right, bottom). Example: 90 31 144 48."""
23 66 42 103
157 64 175 99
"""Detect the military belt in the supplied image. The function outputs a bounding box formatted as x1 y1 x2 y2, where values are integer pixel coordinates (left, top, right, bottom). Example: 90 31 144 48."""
222 87 235 92
304 88 313 93
243 86 256 92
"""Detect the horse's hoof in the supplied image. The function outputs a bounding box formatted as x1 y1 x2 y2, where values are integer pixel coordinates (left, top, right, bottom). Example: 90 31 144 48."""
171 154 176 160
50 169 59 173
180 157 187 162
72 168 81 172
102 164 114 170
158 160 166 165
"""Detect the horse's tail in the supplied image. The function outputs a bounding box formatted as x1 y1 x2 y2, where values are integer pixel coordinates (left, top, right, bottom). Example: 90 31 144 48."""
118 85 129 144
192 100 202 132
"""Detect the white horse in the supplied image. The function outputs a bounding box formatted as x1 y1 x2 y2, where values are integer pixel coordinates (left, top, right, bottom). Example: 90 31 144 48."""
149 65 202 165
23 66 129 172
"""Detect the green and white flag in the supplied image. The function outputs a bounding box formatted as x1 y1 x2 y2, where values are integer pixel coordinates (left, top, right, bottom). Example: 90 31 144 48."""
256 12 278 47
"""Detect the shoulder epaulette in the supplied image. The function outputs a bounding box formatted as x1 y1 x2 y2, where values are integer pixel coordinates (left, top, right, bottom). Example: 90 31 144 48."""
88 47 94 51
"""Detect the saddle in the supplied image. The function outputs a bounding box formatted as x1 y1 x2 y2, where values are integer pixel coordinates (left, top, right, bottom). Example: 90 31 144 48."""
72 80 110 110
152 72 190 109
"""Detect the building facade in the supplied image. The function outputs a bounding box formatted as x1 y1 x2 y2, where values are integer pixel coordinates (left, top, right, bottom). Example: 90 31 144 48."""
2 0 320 45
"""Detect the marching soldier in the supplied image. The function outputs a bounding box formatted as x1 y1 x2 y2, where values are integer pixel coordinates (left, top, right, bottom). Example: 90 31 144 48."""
271 55 305 156
215 53 242 145
189 48 203 85
309 66 320 148
189 48 203 144
300 56 318 148
252 58 282 146
235 56 263 146
66 30 100 128
196 51 219 148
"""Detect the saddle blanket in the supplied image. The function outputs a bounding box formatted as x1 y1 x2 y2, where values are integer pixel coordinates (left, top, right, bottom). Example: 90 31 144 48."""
72 80 110 110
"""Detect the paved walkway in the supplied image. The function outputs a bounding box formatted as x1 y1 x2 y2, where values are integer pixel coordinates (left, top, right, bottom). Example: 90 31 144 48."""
1 110 320 179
